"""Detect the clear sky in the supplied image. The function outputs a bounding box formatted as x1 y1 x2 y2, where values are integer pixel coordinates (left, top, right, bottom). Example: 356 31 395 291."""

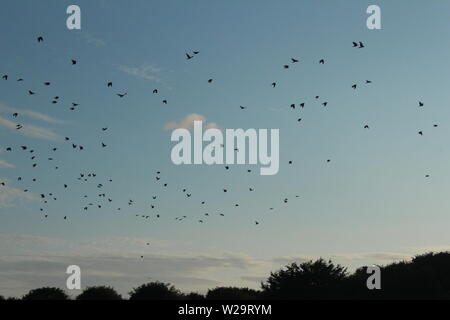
1 0 450 297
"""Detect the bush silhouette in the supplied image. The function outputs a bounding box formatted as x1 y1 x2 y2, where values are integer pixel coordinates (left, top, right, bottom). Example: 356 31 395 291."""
261 258 348 299
0 295 4 300
129 281 183 300
22 287 69 300
206 287 260 300
76 286 122 300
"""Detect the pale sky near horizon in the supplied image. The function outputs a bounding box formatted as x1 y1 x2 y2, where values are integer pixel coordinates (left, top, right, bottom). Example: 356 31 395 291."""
2 0 450 297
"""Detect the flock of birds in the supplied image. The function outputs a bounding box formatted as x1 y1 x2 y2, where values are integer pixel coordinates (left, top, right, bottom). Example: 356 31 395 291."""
0 36 436 259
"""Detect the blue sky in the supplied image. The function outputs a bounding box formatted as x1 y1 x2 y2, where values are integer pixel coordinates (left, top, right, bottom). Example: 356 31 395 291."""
2 0 450 297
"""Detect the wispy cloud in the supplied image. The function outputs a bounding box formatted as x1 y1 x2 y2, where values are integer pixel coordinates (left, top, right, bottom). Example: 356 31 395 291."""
83 33 106 47
0 180 37 209
0 104 64 124
1 232 448 298
0 159 14 169
117 64 163 83
164 113 219 131
0 116 62 141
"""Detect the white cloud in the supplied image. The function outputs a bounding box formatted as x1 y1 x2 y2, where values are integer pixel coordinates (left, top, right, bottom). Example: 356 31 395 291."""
117 64 163 83
0 116 62 141
83 33 106 47
0 104 64 124
0 180 37 209
164 113 219 131
0 159 14 169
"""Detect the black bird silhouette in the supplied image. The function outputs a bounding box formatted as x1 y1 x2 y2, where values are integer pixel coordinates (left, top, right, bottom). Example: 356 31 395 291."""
283 65 289 69
44 82 50 86
319 59 325 64
193 51 200 55
2 75 8 80
186 53 193 60
162 100 168 104
352 84 357 89
71 59 77 65
117 93 127 98
359 42 365 48
12 113 18 117
352 42 358 47
153 89 158 94
271 82 276 88
37 36 44 42
107 82 112 87
291 58 299 63
28 90 35 95
208 79 213 83
419 101 424 107
364 125 370 129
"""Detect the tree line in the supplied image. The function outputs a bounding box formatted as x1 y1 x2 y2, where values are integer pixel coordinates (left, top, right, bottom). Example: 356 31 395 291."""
1 251 450 300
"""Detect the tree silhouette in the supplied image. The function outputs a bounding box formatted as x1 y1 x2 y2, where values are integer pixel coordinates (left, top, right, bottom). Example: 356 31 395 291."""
22 287 69 300
129 281 183 300
76 286 122 300
346 252 450 299
261 258 348 299
206 287 260 300
3 251 450 300
185 292 205 300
